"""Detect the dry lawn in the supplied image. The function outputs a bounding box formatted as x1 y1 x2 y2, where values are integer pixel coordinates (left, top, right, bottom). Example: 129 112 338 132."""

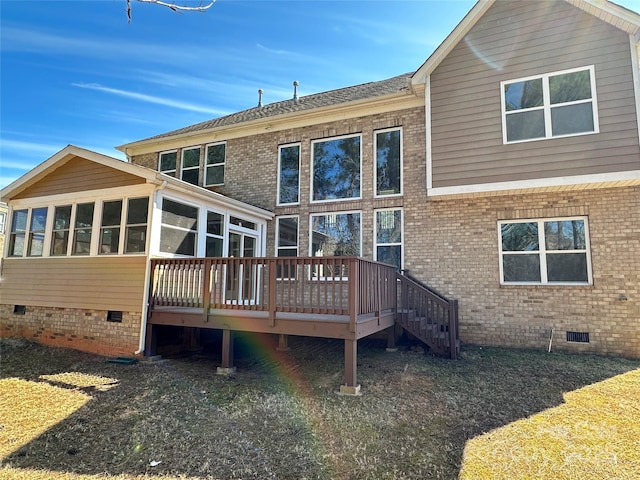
0 336 638 480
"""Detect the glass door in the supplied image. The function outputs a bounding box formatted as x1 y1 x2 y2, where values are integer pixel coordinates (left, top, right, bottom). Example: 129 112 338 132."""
226 231 258 304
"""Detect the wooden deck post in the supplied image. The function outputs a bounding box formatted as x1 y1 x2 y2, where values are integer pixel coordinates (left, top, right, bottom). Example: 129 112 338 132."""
385 325 398 352
276 334 290 351
217 329 236 375
145 323 158 357
339 339 361 396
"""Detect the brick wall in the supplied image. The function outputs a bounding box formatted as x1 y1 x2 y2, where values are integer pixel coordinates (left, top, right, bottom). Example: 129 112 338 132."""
404 186 640 358
0 305 141 357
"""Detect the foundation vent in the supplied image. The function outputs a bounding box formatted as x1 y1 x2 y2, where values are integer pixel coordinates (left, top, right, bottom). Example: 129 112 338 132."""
13 305 26 315
566 331 590 343
107 311 123 323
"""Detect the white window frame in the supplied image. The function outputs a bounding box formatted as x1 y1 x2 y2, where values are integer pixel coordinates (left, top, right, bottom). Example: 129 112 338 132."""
204 142 226 187
205 209 225 257
276 215 299 257
181 146 201 186
374 127 403 198
159 197 199 257
158 150 178 177
498 216 593 286
277 143 301 206
0 210 6 235
310 133 362 204
374 208 403 270
501 65 599 144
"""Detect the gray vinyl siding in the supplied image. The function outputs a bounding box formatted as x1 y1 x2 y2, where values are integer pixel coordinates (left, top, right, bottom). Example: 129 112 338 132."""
430 0 640 188
0 256 147 311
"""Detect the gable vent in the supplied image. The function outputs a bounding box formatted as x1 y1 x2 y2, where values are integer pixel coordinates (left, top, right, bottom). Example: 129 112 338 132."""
566 331 590 343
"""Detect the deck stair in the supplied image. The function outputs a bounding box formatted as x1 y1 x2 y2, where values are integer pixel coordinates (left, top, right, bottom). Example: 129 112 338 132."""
396 271 459 359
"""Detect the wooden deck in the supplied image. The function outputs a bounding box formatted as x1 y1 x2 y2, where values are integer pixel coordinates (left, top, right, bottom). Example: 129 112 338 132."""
146 257 399 393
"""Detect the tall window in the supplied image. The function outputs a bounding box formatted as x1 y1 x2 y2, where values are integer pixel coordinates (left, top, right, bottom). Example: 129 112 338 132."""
205 143 225 186
375 209 403 270
375 128 402 197
124 197 149 253
99 200 123 254
8 209 28 257
160 198 198 256
27 207 48 256
0 211 6 234
502 66 598 143
276 216 299 279
310 212 361 257
312 135 361 202
72 203 95 255
277 144 300 205
159 151 177 177
206 211 224 257
51 205 72 256
499 217 591 284
181 147 201 185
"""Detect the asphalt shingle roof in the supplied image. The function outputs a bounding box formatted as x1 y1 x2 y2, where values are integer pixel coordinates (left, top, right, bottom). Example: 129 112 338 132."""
140 72 414 142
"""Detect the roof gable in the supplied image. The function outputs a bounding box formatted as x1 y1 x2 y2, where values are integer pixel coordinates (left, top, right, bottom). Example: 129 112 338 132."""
1 145 157 201
411 0 640 85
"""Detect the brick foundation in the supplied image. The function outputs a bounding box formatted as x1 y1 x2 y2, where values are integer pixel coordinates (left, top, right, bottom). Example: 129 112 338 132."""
0 305 142 357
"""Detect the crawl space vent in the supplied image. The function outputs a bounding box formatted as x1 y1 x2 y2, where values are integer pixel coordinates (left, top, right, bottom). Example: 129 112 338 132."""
566 331 590 343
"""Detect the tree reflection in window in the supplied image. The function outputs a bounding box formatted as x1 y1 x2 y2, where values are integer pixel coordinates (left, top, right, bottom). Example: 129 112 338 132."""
312 136 361 201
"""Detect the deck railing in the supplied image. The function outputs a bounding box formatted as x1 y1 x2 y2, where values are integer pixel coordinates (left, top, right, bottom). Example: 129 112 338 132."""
396 272 459 358
149 257 397 332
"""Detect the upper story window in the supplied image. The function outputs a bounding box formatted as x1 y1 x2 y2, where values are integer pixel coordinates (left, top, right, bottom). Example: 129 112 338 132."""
205 143 225 186
501 66 598 143
277 143 300 205
181 147 201 186
499 217 591 285
375 128 402 197
159 150 178 177
311 134 361 202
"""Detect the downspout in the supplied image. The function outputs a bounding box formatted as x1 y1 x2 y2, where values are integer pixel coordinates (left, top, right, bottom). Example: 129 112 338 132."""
134 179 167 355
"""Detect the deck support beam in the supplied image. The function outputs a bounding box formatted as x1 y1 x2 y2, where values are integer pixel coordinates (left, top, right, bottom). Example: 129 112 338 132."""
145 323 158 357
217 329 236 375
339 339 361 396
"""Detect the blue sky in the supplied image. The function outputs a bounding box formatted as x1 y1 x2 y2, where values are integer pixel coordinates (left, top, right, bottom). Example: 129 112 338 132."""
1 0 639 190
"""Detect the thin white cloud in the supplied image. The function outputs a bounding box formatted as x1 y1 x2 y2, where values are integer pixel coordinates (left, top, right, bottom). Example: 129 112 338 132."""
256 43 295 56
72 83 227 115
0 139 64 157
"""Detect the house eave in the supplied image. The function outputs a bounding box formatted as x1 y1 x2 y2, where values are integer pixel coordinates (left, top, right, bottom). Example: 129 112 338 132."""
117 90 422 157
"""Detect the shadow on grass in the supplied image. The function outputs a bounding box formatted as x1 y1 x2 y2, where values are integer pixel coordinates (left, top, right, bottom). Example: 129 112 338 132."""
1 336 639 480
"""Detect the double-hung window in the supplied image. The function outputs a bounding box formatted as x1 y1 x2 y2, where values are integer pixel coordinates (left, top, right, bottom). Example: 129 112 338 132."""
205 143 225 186
181 147 201 185
311 135 361 202
159 150 178 177
502 66 598 143
277 144 300 205
499 217 591 285
375 128 402 197
375 209 403 270
124 197 149 253
51 206 72 256
27 208 48 256
99 200 123 254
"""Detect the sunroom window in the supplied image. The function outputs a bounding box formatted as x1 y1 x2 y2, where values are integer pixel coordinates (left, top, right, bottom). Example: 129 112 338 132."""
160 198 198 256
72 203 95 256
27 207 48 256
124 197 149 254
51 205 72 256
311 135 361 202
205 211 224 257
277 144 300 205
8 209 28 257
99 200 123 254
502 66 597 143
499 217 591 285
375 128 402 197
